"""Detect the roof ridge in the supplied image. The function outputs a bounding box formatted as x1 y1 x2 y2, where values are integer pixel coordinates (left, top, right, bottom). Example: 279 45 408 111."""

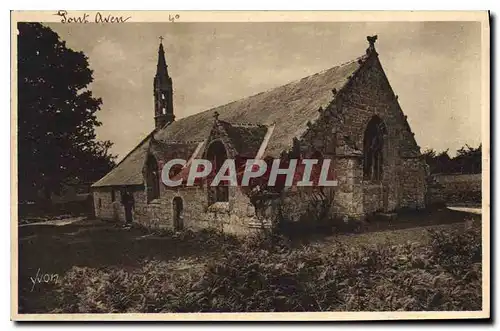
226 122 267 128
160 139 204 145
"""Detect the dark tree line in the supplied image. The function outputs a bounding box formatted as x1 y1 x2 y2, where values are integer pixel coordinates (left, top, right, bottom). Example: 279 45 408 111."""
18 23 116 203
423 144 482 175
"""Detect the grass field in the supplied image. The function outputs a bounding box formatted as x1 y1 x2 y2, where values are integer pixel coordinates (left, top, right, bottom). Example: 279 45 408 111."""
17 208 482 313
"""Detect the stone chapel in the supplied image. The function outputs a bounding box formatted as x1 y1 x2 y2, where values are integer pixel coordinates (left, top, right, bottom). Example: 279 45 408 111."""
92 36 427 235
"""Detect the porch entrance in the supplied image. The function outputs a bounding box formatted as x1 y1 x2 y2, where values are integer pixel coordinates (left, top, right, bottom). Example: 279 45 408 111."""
173 197 184 231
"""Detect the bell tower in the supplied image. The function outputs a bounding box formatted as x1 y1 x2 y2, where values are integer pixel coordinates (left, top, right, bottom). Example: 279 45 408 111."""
153 37 174 130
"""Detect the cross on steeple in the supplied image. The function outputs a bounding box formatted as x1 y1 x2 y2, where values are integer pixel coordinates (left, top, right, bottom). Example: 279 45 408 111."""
159 36 164 44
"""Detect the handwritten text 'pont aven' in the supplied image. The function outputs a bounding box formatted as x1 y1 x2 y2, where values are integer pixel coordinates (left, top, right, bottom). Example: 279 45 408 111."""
55 10 131 24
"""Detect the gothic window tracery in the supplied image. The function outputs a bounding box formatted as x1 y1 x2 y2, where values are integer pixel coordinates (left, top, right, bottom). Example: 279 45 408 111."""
363 116 386 181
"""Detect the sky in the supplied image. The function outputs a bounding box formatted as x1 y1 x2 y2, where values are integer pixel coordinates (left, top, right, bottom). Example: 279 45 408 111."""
46 22 482 160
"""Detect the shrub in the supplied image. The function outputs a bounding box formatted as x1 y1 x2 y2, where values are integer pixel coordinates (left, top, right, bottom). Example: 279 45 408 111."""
53 223 482 313
427 219 482 275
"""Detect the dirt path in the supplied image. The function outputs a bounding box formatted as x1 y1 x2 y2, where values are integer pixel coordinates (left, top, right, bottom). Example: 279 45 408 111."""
323 221 469 248
18 216 88 227
447 206 482 215
305 207 481 249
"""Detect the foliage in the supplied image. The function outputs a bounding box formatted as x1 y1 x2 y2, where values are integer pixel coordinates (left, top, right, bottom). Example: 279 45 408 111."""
427 220 482 276
17 23 116 202
53 222 482 313
423 144 481 175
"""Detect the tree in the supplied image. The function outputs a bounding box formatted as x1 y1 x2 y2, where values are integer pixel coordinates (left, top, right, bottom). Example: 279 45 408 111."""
422 148 437 173
423 144 481 175
454 144 482 174
17 23 116 203
423 148 452 174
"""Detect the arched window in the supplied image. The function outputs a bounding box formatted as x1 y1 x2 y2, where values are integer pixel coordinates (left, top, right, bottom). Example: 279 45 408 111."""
206 141 229 204
146 154 160 202
363 116 386 181
311 150 323 160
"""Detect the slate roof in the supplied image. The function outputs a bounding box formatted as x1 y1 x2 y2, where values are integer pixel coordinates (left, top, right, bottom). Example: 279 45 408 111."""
219 122 269 157
92 133 152 187
92 54 367 187
149 138 200 163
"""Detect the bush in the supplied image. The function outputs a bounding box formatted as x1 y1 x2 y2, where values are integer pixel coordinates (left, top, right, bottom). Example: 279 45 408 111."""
427 219 482 277
53 223 482 312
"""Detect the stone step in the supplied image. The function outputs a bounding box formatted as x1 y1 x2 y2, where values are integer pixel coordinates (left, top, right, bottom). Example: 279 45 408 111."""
247 220 273 228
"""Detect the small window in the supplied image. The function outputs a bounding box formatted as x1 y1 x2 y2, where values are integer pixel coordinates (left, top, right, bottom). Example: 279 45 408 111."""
146 155 160 202
98 198 102 209
111 190 115 202
162 107 166 114
161 93 165 100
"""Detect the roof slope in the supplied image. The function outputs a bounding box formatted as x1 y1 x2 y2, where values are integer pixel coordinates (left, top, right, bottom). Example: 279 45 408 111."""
219 122 269 157
149 138 200 161
92 134 151 187
93 55 366 187
154 56 365 156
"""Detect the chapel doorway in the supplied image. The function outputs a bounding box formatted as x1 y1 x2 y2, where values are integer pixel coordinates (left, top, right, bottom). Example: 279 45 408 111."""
206 140 229 204
173 197 184 231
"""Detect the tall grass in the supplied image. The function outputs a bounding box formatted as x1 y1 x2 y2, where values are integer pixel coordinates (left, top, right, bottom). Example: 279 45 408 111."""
52 220 482 313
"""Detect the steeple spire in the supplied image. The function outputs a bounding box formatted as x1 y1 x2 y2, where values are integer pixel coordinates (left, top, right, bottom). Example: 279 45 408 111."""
153 37 174 129
156 37 169 78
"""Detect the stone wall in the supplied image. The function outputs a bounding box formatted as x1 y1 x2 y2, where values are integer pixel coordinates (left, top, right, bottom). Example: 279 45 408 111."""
93 189 111 220
363 183 384 215
94 184 257 235
335 55 424 215
162 186 256 235
297 54 426 219
399 158 426 209
93 186 145 223
333 158 363 219
93 188 122 221
280 188 331 223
